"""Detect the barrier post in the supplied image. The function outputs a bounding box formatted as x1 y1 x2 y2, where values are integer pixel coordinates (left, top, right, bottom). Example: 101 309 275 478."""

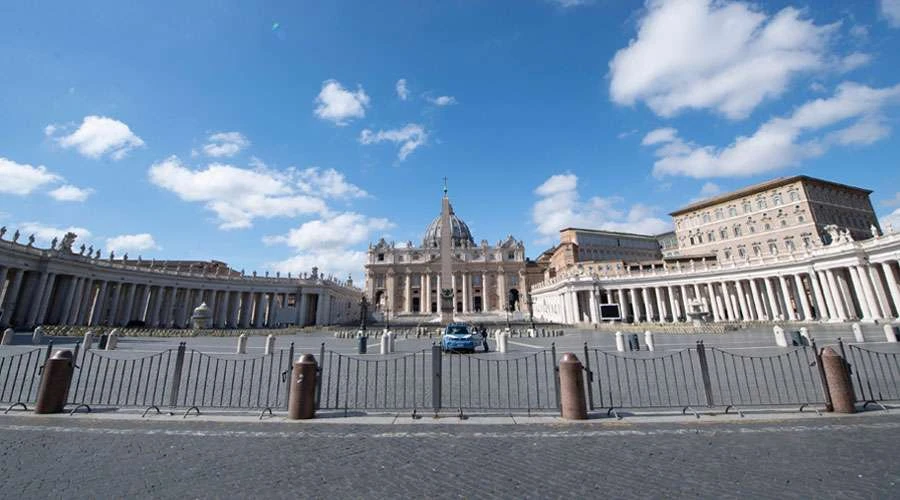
34 350 75 414
558 353 587 420
287 354 318 419
821 347 855 413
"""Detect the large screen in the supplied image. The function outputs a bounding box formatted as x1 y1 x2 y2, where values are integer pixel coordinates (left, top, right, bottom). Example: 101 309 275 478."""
599 303 621 320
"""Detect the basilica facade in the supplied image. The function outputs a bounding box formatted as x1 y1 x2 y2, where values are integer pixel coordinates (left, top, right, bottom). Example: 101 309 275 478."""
364 192 528 318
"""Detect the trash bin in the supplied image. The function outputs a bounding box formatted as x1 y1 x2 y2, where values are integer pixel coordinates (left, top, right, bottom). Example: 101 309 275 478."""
98 334 109 350
358 335 368 354
789 330 807 346
627 333 640 351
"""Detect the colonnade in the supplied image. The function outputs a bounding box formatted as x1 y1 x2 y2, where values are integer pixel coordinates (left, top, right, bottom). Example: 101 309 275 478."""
0 242 361 329
532 233 900 326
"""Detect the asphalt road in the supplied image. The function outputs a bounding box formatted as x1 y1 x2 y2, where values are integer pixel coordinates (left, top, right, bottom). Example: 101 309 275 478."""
0 413 897 498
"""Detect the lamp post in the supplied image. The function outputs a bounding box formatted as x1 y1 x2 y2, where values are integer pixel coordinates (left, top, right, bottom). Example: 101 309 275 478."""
527 291 536 331
359 296 368 336
385 306 391 331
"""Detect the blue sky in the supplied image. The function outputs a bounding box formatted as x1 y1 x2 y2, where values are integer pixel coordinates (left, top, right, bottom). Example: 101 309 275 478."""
2 0 900 282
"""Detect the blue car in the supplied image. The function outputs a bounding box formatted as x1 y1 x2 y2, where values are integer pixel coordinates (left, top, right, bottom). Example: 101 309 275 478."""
441 323 478 353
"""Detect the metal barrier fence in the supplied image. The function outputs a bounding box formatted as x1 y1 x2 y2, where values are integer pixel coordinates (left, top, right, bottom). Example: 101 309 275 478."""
0 345 54 408
316 344 561 415
583 341 827 415
67 342 295 414
844 341 900 406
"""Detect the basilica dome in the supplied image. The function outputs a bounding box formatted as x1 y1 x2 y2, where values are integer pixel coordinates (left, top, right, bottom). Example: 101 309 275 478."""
423 206 475 248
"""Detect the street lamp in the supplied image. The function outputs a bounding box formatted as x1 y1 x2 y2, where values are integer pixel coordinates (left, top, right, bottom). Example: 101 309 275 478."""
359 296 369 336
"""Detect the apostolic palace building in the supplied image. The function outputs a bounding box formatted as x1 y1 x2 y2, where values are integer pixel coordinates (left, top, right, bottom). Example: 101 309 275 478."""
530 175 900 326
0 230 361 330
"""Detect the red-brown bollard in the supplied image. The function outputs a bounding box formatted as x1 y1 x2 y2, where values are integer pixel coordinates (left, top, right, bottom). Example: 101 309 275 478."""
821 347 855 414
559 353 588 420
288 354 318 420
34 350 74 414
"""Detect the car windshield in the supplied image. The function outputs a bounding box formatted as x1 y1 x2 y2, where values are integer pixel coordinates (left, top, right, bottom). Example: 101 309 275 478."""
446 326 469 336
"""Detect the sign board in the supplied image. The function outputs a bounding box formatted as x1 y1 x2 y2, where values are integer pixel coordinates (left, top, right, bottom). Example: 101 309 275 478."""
599 303 621 321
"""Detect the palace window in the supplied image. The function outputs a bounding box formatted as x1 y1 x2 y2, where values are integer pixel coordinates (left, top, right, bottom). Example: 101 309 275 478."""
707 231 715 242
764 223 771 231
719 228 728 240
724 248 732 259
801 234 812 248
785 238 795 252
757 197 767 210
773 193 783 206
733 225 742 237
768 241 779 255
743 201 752 213
702 213 711 223
797 215 805 223
789 190 800 202
377 253 385 262
715 208 724 220
752 243 762 257
781 219 788 227
737 246 747 258
728 206 737 217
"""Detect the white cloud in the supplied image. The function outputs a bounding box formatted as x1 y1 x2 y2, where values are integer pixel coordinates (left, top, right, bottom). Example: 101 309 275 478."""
266 249 368 284
43 124 56 136
838 52 872 73
359 124 428 161
645 82 900 178
609 1 837 119
17 222 92 247
48 184 94 202
641 127 678 145
699 182 721 197
106 233 160 253
296 167 368 199
263 212 393 251
264 212 394 283
202 132 250 158
882 0 900 27
313 79 370 126
428 95 457 106
0 157 62 195
548 0 592 7
148 156 328 229
55 115 145 160
532 173 671 239
881 208 900 232
396 79 409 100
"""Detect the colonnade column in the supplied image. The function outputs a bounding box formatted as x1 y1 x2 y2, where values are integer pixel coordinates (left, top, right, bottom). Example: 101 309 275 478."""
669 286 681 322
121 283 137 326
881 262 900 319
0 269 25 327
735 281 750 322
655 287 666 322
847 267 872 320
24 271 50 327
720 282 736 321
35 273 58 326
811 271 831 321
793 275 812 321
706 283 721 322
404 274 412 314
825 270 848 321
423 274 431 314
629 289 639 323
855 265 882 321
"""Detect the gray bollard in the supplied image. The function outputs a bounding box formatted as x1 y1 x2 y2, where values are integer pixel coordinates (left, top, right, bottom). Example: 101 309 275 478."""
799 327 811 345
32 326 44 345
851 323 865 343
615 331 625 352
105 330 119 350
497 330 509 353
380 332 390 354
1 328 14 345
773 325 787 347
644 330 655 352
265 334 276 355
388 331 395 352
884 324 899 343
83 331 94 351
237 333 248 354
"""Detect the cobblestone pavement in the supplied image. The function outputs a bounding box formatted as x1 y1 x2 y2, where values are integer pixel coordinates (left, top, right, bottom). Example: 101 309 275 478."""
0 413 897 498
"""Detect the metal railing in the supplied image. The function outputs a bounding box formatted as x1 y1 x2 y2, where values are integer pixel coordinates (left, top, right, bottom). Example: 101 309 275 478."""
67 342 295 413
317 348 432 411
583 341 827 415
0 345 53 408
844 341 900 406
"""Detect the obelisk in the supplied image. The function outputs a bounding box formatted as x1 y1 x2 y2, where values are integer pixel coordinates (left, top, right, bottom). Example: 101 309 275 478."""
439 178 454 324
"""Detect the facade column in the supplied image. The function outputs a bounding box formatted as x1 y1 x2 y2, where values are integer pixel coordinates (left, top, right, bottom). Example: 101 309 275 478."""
404 273 412 314
35 273 57 325
748 279 764 320
0 266 8 309
655 287 667 322
423 274 432 313
147 286 163 327
588 289 599 324
89 281 107 326
218 291 231 327
669 286 681 322
629 288 639 323
679 284 690 320
386 272 396 313
59 277 80 326
706 283 721 322
777 275 797 321
855 265 882 321
25 271 51 327
240 291 253 327
481 273 489 312
0 268 25 327
847 267 873 320
880 261 900 319
106 282 123 325
825 270 848 321
721 282 736 321
868 265 893 320
498 273 507 312
810 271 831 321
793 274 812 321
460 273 468 314
763 278 780 321
640 288 652 322
735 281 750 322
137 284 151 323
121 283 138 326
255 293 267 328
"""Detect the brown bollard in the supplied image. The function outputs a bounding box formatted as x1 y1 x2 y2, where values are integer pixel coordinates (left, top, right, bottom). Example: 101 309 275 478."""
559 353 588 420
821 347 855 414
288 354 318 420
35 350 74 414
